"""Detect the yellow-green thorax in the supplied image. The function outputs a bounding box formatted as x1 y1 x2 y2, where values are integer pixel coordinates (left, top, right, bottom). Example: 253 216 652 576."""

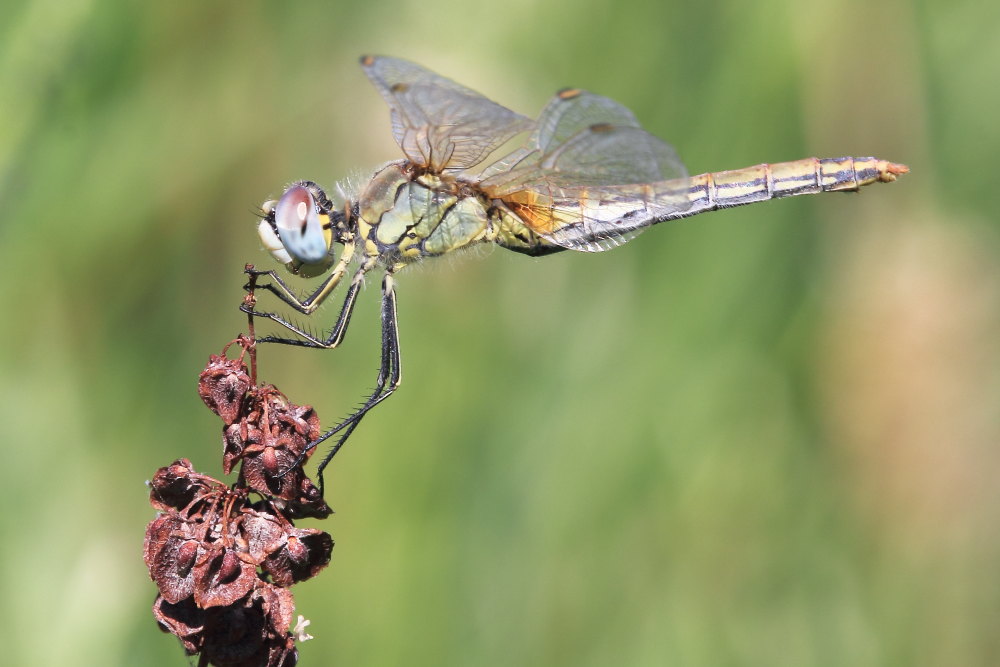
355 162 497 264
354 161 558 264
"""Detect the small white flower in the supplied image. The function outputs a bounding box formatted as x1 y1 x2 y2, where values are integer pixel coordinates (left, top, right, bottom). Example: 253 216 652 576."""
292 615 314 642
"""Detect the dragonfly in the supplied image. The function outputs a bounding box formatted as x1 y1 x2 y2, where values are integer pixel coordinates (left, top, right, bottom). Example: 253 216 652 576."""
244 55 907 489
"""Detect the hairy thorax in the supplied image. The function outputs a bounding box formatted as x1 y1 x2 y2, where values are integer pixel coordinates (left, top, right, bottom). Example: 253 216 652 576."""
355 162 496 265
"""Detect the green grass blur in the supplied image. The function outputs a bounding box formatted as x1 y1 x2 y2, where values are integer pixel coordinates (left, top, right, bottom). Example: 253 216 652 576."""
2 0 998 665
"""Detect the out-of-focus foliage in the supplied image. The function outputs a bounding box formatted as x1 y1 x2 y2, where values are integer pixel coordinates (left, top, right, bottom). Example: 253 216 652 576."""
1 0 997 665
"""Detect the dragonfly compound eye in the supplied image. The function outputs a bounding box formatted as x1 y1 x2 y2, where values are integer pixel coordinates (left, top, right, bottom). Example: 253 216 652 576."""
274 185 330 265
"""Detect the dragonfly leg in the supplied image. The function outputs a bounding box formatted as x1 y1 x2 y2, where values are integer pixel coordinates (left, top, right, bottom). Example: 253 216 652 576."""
308 269 401 492
244 240 355 315
243 256 376 349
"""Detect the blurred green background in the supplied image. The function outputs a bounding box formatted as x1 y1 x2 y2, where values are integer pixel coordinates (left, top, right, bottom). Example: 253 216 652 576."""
2 0 998 665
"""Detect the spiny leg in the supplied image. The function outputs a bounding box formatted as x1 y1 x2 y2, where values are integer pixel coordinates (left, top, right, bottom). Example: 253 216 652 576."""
311 270 402 492
243 256 376 349
244 257 402 494
245 239 355 315
245 276 360 348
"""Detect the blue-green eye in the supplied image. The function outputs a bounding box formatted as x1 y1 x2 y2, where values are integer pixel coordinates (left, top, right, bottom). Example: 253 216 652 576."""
274 185 329 264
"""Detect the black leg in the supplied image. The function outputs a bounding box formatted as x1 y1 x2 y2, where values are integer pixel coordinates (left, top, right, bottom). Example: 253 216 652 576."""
310 270 402 492
243 257 401 495
243 279 362 348
243 239 355 314
241 258 375 349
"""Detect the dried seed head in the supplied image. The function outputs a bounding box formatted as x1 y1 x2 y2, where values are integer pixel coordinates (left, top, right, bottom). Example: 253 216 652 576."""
198 353 252 424
152 595 205 655
145 515 201 604
240 509 287 564
149 332 332 665
200 581 299 667
148 459 223 513
262 528 334 587
193 546 257 608
219 383 323 494
222 422 251 475
240 445 307 500
281 475 333 520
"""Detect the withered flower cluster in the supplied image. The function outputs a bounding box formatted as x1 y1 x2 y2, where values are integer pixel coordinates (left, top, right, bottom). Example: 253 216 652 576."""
144 340 333 666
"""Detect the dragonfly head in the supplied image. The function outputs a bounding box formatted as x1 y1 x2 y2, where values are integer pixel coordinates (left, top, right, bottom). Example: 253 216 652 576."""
258 182 344 278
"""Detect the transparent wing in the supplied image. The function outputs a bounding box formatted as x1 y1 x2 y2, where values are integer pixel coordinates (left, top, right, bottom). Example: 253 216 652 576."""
496 179 691 252
479 88 645 187
360 55 533 172
479 89 691 251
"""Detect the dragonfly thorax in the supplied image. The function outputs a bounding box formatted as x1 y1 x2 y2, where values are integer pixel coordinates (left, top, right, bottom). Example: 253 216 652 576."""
354 162 495 265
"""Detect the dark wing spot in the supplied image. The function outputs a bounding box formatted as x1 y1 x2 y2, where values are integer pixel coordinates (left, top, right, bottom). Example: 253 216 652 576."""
391 82 409 93
589 122 614 133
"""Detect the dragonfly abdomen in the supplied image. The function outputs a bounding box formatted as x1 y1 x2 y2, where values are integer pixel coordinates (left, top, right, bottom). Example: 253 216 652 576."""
672 156 908 219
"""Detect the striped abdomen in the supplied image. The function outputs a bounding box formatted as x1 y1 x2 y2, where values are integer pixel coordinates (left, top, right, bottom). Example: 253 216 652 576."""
670 156 909 220
491 155 908 253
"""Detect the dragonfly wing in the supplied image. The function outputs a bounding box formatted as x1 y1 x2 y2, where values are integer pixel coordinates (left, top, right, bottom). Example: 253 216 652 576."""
360 56 533 172
479 89 690 251
480 87 645 184
498 179 691 252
